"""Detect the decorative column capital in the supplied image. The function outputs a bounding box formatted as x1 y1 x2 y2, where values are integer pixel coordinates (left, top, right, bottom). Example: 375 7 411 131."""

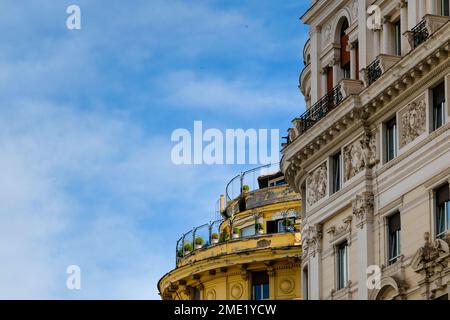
352 192 374 228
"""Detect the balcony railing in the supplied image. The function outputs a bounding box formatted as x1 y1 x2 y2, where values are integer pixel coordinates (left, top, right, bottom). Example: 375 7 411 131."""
366 58 382 85
175 216 297 267
297 84 343 136
411 19 429 49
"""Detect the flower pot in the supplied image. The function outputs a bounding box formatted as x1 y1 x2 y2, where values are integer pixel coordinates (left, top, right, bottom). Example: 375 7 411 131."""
184 250 191 255
258 229 264 235
195 245 203 250
212 239 219 244
233 234 240 239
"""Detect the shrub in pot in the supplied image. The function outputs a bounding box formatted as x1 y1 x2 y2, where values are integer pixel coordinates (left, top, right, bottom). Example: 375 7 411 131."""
233 227 240 239
184 242 193 254
211 233 219 244
195 237 204 249
256 223 264 234
242 185 250 193
219 231 230 243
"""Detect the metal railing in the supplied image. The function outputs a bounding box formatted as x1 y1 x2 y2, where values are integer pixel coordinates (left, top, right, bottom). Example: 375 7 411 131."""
296 84 343 136
175 214 297 266
412 19 429 49
366 58 382 85
225 163 281 205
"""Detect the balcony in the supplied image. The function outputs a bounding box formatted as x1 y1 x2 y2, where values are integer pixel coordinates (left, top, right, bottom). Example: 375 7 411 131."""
406 15 450 50
365 54 402 86
175 219 301 268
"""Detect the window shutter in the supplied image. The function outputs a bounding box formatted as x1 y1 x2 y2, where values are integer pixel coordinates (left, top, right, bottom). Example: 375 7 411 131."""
388 213 401 233
436 183 450 206
266 221 277 234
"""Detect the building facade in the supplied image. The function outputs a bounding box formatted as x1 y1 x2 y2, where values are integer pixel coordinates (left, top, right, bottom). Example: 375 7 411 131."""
158 168 302 300
282 0 450 300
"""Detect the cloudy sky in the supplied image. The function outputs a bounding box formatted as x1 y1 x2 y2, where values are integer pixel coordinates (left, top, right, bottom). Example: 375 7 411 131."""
0 0 309 299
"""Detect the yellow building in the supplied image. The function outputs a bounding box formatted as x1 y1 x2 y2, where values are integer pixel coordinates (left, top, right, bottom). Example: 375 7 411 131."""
158 166 302 300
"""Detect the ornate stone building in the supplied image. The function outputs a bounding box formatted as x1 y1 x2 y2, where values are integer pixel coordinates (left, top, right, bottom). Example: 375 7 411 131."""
282 0 450 300
158 168 302 300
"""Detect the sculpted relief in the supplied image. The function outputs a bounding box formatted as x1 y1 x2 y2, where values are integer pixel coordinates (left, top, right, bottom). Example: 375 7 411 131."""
306 163 328 207
343 133 377 182
399 96 426 148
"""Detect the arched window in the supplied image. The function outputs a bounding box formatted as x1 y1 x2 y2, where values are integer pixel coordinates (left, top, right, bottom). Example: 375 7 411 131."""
340 19 351 79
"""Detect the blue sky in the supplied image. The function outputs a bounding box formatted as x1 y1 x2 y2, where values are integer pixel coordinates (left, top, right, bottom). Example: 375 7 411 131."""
0 0 309 299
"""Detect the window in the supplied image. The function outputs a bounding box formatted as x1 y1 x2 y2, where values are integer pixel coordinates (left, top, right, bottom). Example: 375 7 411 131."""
436 183 450 238
241 225 256 237
337 241 348 290
252 272 269 300
193 287 201 300
433 81 446 131
441 0 450 16
340 19 351 79
303 266 309 300
388 212 401 264
385 117 397 162
332 152 342 194
267 218 295 234
394 20 402 56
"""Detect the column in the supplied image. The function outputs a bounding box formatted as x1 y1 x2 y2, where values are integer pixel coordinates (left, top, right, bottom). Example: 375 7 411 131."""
268 268 276 300
358 0 370 69
308 225 323 300
382 17 391 55
332 59 340 87
373 29 381 58
352 192 375 300
418 0 426 19
428 0 437 15
350 43 357 79
401 2 410 55
310 26 322 104
408 0 417 29
320 68 327 97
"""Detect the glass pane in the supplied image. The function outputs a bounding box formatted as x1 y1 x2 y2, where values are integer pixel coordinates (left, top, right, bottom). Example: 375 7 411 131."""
241 225 256 237
262 283 270 299
437 205 446 236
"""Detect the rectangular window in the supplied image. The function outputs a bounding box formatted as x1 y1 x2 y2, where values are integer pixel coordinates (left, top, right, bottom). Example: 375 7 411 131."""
442 0 450 16
388 212 401 264
252 272 269 300
394 20 402 56
193 287 201 300
433 82 446 131
241 225 256 237
385 117 397 162
337 241 348 290
303 266 309 300
436 183 450 238
276 218 295 233
332 152 342 194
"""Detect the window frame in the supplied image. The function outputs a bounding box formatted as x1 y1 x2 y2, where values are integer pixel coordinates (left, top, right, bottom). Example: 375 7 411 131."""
384 117 398 163
336 241 349 290
331 151 342 194
387 212 401 265
435 183 450 238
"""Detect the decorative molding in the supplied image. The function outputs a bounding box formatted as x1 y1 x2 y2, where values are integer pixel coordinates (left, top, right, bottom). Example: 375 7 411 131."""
326 216 352 244
302 224 323 259
352 192 374 228
399 94 427 148
306 162 328 207
343 132 378 182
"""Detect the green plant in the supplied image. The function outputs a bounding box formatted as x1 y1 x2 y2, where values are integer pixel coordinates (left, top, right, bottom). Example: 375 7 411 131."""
284 219 293 227
183 242 193 252
211 233 219 240
233 227 240 234
255 223 263 231
219 231 230 243
177 249 184 257
195 237 204 246
242 185 250 192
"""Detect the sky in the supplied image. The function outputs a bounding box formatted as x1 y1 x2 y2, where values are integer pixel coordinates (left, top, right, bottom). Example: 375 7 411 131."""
0 0 309 299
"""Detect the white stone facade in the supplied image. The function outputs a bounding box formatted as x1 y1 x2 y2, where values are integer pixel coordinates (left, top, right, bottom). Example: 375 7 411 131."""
283 0 450 300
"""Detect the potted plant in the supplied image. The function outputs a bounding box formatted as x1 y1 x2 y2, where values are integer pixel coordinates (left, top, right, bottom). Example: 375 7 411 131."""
242 185 250 193
211 233 219 244
219 230 230 243
177 248 184 258
184 242 193 255
233 227 240 239
256 223 264 235
195 237 204 249
284 219 294 232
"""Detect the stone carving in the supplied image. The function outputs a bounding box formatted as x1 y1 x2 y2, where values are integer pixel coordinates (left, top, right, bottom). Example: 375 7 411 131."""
323 23 332 45
230 283 243 299
350 0 358 21
352 192 374 227
343 133 377 182
306 163 328 206
206 289 216 300
399 97 426 148
326 216 352 243
279 278 295 294
412 232 450 272
302 224 323 258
